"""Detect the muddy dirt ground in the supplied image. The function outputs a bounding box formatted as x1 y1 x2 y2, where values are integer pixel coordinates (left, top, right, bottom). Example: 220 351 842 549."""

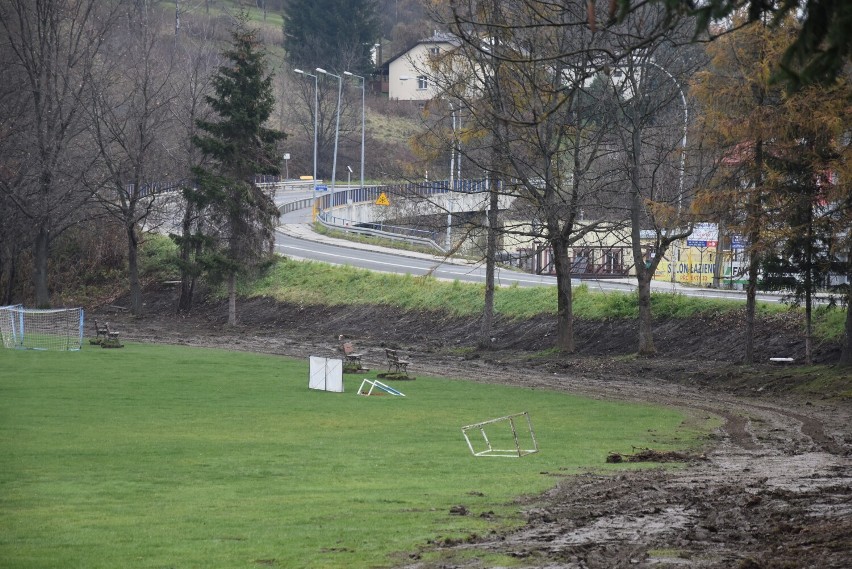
94 285 852 568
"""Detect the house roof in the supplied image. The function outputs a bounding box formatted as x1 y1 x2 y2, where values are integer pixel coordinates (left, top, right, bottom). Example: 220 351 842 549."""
377 31 460 73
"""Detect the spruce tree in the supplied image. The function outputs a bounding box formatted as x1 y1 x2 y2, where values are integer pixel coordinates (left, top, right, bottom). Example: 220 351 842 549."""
193 13 286 326
283 0 380 73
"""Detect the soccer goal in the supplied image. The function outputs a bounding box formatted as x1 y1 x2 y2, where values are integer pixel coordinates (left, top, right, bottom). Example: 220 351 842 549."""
0 305 84 351
461 412 539 458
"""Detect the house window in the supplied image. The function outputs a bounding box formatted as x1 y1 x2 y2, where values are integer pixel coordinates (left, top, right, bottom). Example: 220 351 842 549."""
429 46 440 56
417 75 428 90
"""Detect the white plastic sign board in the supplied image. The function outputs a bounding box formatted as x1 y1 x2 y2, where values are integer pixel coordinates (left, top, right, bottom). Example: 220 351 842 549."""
309 356 344 392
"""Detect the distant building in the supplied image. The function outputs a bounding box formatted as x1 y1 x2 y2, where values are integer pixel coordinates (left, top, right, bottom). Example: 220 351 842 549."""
376 32 459 101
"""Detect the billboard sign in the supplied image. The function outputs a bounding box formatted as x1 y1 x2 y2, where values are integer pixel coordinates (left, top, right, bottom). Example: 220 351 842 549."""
687 223 719 248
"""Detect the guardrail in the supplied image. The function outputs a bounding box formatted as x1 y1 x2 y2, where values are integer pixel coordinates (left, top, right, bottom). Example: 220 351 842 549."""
316 211 446 253
279 197 315 215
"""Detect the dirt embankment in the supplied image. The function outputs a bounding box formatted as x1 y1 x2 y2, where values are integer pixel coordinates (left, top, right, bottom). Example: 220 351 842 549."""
94 285 852 569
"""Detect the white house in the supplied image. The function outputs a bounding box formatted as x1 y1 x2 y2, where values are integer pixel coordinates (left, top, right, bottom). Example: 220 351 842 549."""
380 32 459 101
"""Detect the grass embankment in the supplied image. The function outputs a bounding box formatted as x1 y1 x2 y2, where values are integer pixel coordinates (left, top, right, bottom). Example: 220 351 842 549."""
136 234 842 340
248 256 797 321
0 344 713 568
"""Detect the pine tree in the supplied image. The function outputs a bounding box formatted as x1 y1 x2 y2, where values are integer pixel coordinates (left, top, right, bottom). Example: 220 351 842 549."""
193 13 286 326
283 0 380 74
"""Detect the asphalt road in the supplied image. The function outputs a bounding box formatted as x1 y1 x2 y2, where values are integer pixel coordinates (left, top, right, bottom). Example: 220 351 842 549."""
276 229 558 287
275 196 788 303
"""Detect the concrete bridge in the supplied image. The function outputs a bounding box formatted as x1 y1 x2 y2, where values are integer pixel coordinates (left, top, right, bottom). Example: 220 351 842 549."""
304 179 514 252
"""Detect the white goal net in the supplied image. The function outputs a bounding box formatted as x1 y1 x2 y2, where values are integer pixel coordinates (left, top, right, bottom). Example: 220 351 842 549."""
0 305 84 351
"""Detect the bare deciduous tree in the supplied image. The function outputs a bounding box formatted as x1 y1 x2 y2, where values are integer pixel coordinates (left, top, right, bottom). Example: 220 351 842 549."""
428 1 647 352
89 2 178 316
0 0 121 306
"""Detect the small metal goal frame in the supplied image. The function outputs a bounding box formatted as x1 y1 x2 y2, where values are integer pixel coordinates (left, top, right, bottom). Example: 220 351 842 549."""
461 412 539 457
358 378 405 397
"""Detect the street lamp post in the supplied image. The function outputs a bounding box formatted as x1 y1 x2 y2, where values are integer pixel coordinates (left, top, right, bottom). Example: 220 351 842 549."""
449 100 457 189
644 61 688 216
401 74 460 247
316 67 342 192
615 60 688 282
644 61 688 283
343 71 365 190
293 68 318 209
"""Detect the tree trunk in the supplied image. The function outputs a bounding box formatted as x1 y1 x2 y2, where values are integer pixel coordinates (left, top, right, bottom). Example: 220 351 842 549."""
744 244 759 365
551 238 574 352
804 200 813 365
127 222 142 317
840 239 852 365
744 140 764 365
712 218 725 288
625 111 656 356
628 177 655 353
228 270 237 326
636 272 655 355
34 224 50 308
178 274 194 313
479 177 499 348
178 203 196 313
2 255 15 305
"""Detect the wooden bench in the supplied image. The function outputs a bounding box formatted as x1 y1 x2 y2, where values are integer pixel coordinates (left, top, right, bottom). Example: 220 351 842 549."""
338 335 363 369
94 319 121 347
385 348 410 374
93 319 110 343
105 323 120 341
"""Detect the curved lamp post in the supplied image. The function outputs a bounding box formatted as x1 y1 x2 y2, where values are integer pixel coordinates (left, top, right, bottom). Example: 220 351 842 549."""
644 61 688 216
644 61 688 283
343 71 365 191
316 67 342 192
613 60 689 282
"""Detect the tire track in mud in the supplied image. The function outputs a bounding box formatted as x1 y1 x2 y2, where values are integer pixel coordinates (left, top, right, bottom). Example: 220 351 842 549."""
746 402 846 455
693 405 760 451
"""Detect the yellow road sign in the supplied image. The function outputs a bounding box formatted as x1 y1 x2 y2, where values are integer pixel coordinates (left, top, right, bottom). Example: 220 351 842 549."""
376 192 390 206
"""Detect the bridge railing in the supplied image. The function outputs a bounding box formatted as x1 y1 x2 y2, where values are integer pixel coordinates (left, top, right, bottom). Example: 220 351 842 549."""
310 180 490 252
312 178 490 211
316 211 445 253
278 178 490 252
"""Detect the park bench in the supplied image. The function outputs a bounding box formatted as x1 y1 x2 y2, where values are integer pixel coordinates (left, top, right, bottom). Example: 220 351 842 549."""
338 335 364 371
94 319 122 348
93 319 110 343
385 348 410 375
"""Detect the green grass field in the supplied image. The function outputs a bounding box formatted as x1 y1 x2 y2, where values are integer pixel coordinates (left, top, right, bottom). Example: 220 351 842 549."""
0 343 713 568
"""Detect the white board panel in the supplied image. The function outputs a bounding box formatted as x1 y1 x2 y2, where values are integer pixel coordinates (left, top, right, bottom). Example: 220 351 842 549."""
309 356 344 392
